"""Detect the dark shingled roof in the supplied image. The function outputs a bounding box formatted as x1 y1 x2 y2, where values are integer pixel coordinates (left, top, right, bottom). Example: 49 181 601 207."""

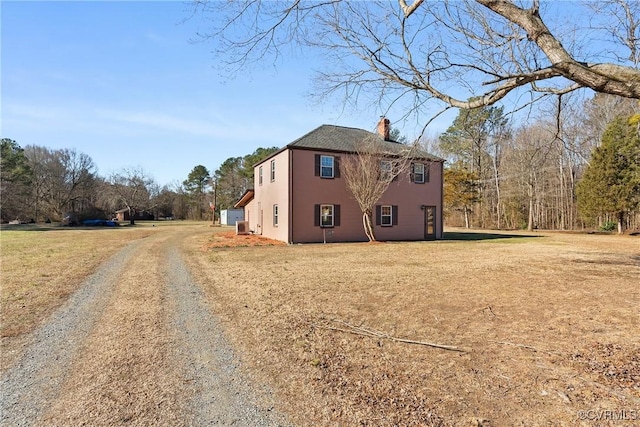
286 124 443 161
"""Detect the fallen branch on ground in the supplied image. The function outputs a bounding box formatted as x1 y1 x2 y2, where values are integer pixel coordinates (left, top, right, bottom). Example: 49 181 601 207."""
316 319 470 352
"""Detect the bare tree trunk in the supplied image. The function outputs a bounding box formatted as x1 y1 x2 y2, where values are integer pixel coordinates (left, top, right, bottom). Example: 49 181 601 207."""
618 212 624 234
557 157 564 230
464 206 470 229
362 212 376 241
492 163 501 229
527 182 534 232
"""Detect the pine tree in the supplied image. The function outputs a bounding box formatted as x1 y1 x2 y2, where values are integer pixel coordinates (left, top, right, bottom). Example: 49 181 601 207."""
576 116 640 233
444 164 480 229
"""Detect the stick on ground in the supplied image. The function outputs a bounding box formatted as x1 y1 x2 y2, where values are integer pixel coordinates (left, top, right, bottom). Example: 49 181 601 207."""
316 319 470 352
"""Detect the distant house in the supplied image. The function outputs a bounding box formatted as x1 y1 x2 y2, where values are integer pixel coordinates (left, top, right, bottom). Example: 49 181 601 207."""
235 118 444 243
114 208 154 222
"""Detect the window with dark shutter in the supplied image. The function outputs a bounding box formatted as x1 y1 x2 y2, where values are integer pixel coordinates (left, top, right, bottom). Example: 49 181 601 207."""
320 204 334 227
316 204 338 227
320 155 334 178
376 205 397 226
412 163 425 183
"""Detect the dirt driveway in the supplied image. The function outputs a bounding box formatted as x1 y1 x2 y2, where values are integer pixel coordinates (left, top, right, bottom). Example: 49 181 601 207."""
0 226 287 426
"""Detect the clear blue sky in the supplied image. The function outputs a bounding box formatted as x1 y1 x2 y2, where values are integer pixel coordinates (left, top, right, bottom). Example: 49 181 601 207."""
3 0 431 186
2 1 614 187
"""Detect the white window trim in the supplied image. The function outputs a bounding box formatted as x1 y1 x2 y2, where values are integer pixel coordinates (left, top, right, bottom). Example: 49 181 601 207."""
320 155 334 178
414 163 425 183
380 160 392 180
270 160 276 182
381 205 392 226
258 166 263 185
320 204 334 227
273 204 278 227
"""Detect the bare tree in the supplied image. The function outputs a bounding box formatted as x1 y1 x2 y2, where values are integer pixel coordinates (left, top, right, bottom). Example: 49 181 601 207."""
23 146 97 221
193 0 640 125
106 167 156 225
503 124 554 231
341 136 415 241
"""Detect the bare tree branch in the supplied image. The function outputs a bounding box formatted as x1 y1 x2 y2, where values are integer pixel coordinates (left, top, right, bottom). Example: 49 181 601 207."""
192 0 640 126
340 133 417 241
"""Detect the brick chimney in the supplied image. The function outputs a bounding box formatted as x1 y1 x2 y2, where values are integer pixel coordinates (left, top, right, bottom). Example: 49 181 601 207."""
377 117 390 140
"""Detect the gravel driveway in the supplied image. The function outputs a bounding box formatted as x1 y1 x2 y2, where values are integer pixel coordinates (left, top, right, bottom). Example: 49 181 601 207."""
0 227 288 426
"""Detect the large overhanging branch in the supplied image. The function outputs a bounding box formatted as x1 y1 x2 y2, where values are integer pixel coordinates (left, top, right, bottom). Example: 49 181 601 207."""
475 0 640 99
196 0 640 117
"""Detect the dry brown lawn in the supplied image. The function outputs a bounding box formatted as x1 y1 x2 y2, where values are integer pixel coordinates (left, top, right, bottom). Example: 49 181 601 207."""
2 223 638 425
0 222 165 371
185 228 640 426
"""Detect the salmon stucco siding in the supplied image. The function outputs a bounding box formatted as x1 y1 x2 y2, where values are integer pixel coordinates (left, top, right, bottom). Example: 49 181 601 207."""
250 149 290 242
241 119 444 244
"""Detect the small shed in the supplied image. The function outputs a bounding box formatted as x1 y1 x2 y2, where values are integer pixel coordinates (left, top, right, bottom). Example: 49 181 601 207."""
220 209 244 226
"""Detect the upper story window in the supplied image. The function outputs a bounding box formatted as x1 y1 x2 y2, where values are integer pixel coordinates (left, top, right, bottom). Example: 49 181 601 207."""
258 166 263 185
320 155 334 178
270 159 276 182
315 154 340 178
413 163 425 183
380 160 392 180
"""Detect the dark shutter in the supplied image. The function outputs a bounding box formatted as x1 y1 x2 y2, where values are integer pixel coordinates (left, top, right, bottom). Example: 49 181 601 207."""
334 156 340 178
314 204 320 226
425 165 430 183
375 205 381 226
334 204 340 226
315 154 320 176
410 163 415 183
392 205 398 225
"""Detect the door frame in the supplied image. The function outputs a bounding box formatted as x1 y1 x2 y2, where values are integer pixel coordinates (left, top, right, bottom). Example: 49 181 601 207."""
422 205 436 240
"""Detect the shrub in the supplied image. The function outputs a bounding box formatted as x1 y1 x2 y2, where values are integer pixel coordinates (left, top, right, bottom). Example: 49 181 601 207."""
600 221 617 232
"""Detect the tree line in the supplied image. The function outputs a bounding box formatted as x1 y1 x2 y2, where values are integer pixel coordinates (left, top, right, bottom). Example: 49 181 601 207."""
2 93 638 232
438 93 640 233
0 140 278 224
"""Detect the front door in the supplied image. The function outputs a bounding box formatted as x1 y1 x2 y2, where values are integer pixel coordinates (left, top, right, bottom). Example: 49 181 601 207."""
424 206 436 240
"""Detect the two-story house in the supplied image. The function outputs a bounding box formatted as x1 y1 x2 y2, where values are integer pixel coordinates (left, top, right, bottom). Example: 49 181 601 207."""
235 118 444 243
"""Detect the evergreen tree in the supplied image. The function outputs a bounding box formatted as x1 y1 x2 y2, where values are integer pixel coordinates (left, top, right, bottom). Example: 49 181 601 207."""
444 164 480 229
0 139 33 221
439 103 509 227
576 116 640 233
183 165 211 220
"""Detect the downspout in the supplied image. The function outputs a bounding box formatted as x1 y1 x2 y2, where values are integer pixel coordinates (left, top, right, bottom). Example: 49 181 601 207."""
440 161 444 239
288 148 293 244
